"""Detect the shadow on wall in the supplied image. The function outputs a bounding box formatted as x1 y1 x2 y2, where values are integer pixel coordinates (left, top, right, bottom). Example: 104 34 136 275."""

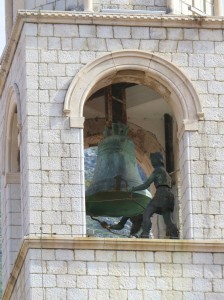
0 177 2 297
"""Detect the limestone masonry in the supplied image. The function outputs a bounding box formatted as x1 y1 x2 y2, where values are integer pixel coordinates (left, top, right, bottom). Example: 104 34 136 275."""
1 0 224 299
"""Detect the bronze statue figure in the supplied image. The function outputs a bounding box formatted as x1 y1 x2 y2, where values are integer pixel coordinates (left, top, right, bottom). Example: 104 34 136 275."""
131 152 179 239
109 214 143 237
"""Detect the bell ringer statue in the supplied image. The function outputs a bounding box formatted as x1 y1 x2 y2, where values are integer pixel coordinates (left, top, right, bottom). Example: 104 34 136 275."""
131 152 179 239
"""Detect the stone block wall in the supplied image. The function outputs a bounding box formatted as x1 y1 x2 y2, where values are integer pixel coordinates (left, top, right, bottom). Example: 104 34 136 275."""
24 0 167 12
10 261 28 300
23 21 86 239
0 27 27 288
99 0 167 12
21 20 224 240
22 0 215 14
9 248 224 300
25 0 83 11
1 11 224 299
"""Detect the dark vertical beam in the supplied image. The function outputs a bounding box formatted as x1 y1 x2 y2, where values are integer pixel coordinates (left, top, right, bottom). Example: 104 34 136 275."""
121 88 127 124
111 85 127 124
105 87 113 128
105 84 127 126
164 113 174 173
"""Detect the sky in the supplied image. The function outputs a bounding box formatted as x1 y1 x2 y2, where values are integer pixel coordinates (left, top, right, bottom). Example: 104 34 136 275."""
1 1 224 57
0 0 5 57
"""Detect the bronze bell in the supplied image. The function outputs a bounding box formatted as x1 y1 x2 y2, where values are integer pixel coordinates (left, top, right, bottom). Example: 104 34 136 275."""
86 123 151 217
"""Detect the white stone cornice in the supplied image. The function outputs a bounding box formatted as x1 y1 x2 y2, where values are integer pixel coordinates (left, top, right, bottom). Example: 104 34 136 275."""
0 10 224 96
15 10 224 28
22 236 224 252
2 236 224 299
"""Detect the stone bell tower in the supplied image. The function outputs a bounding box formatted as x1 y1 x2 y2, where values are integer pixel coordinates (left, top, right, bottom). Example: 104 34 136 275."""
1 0 224 299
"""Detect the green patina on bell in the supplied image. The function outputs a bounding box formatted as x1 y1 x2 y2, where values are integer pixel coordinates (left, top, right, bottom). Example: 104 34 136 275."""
86 123 152 217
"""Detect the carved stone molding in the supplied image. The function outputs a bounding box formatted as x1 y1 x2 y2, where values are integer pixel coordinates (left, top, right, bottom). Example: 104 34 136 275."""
1 10 224 96
2 236 224 299
64 50 203 136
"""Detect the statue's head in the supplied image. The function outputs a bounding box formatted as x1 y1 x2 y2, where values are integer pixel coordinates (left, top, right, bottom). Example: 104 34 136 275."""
150 152 164 167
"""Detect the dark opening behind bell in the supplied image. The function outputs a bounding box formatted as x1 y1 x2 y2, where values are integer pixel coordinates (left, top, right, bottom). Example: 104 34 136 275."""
86 123 152 217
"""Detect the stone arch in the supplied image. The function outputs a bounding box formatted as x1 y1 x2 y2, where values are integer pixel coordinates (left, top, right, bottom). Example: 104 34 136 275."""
1 84 22 285
2 84 22 173
64 50 203 239
64 50 203 137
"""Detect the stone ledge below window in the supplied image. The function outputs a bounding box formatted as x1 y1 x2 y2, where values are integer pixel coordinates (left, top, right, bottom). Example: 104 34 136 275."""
3 237 224 299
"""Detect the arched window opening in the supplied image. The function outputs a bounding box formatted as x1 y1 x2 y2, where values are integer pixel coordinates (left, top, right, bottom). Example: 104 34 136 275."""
65 50 203 239
84 83 180 239
8 106 20 172
2 94 22 286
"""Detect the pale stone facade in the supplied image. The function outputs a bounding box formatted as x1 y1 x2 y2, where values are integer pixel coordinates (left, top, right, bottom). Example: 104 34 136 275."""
8 245 224 300
1 0 224 299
